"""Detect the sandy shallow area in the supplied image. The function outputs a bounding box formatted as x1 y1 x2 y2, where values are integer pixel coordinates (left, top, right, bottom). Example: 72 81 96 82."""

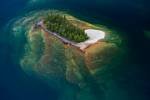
75 29 105 50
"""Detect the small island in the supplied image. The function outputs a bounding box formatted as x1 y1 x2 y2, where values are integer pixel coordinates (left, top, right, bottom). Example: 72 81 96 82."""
11 10 124 100
37 11 105 51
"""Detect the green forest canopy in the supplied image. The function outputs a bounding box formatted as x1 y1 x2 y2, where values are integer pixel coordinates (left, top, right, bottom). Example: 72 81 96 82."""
44 13 89 42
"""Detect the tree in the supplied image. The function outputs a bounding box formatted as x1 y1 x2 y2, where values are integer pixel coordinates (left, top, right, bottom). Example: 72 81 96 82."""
44 12 89 42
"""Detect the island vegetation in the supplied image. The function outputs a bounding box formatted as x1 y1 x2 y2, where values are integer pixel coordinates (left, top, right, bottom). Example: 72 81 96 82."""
44 12 89 42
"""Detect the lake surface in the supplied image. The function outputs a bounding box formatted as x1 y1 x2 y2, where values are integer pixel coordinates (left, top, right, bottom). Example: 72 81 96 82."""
0 0 150 100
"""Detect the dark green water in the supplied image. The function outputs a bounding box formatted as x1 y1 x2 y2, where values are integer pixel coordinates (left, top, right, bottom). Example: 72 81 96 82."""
0 0 150 100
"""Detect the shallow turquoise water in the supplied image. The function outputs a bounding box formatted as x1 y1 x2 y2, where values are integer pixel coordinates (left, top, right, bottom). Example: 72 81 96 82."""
0 0 150 100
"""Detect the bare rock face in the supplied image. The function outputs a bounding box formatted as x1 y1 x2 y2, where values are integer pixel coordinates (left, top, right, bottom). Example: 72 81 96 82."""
11 10 125 100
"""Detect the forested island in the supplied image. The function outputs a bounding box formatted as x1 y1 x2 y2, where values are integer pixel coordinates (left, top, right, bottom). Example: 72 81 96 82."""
44 12 89 42
10 9 124 100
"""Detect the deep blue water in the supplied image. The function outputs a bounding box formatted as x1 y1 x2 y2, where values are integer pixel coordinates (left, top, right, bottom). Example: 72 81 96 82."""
0 0 150 100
